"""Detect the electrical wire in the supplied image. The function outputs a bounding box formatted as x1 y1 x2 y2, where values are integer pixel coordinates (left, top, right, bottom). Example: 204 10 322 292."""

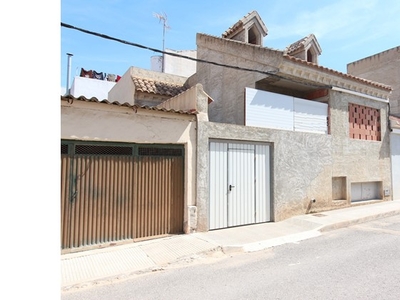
61 22 330 89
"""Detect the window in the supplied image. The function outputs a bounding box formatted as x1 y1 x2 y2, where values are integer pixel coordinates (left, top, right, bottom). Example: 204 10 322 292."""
349 103 381 141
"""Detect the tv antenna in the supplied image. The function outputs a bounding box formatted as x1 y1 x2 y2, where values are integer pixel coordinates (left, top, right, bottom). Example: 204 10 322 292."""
153 12 170 53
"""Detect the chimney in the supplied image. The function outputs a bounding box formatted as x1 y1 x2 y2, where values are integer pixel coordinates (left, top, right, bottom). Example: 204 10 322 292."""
66 53 73 95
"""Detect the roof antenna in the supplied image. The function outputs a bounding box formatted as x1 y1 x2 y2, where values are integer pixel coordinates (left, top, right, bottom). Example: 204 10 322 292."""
153 12 170 72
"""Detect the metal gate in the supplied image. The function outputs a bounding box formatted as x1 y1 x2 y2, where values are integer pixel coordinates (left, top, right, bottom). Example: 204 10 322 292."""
61 141 184 251
209 141 271 229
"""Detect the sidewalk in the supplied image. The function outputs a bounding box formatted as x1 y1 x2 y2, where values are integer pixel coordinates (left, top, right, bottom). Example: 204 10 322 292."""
61 200 400 290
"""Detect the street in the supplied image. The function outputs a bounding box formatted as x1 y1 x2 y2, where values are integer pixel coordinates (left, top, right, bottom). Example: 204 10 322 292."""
62 214 400 300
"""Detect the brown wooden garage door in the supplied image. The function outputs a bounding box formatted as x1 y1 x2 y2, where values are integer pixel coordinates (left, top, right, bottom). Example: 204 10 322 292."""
61 141 184 251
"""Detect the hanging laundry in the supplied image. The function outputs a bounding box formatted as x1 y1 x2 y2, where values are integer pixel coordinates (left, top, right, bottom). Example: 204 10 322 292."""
107 74 116 82
116 75 122 82
93 71 104 80
80 68 93 78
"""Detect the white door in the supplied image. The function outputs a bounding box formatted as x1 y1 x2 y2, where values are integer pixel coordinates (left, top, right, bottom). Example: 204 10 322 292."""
209 141 270 229
227 143 255 227
391 133 400 200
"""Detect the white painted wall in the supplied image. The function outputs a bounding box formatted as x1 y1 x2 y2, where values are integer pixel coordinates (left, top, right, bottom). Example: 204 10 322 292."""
70 76 116 100
151 49 197 77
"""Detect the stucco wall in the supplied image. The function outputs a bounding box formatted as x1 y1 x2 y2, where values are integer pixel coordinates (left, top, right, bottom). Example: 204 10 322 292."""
70 76 116 100
196 89 391 230
196 121 334 230
196 33 282 125
61 100 197 233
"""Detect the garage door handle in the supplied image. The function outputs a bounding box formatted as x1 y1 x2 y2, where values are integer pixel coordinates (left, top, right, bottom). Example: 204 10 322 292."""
229 185 235 191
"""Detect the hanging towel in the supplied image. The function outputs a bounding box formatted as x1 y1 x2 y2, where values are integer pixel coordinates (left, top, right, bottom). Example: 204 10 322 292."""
80 68 93 78
107 74 116 82
93 71 104 80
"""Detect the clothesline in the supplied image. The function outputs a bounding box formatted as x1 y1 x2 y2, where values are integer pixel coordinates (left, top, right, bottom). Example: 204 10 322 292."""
80 68 121 82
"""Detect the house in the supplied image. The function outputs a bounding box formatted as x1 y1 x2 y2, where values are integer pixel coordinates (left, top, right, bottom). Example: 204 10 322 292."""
61 67 212 253
347 46 400 200
190 11 393 230
61 10 394 252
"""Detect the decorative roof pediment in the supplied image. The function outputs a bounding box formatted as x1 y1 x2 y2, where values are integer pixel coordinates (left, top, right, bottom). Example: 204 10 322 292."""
285 34 322 64
222 11 268 46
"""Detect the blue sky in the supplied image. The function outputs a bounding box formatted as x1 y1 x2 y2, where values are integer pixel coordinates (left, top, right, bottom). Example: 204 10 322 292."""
60 0 400 90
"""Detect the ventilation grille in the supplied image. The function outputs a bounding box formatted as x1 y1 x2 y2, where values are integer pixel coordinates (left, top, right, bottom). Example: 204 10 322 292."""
75 145 133 156
61 144 68 154
60 142 184 157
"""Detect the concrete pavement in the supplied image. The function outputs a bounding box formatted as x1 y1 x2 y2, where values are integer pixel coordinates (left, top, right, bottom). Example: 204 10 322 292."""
61 200 400 290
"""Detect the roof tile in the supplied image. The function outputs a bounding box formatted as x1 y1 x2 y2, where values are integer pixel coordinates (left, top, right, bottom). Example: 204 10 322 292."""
132 77 187 97
61 95 198 115
283 54 392 91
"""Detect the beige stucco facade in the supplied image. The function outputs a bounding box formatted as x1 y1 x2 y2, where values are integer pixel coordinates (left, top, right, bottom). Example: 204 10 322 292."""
192 31 392 231
61 11 396 240
347 46 400 117
61 97 198 233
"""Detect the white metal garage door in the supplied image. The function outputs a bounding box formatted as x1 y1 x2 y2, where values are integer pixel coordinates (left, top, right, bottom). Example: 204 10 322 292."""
209 141 271 229
391 132 400 200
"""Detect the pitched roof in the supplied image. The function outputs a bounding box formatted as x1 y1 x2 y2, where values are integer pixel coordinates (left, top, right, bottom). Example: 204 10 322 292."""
132 77 188 97
222 10 268 38
61 95 198 115
285 34 322 55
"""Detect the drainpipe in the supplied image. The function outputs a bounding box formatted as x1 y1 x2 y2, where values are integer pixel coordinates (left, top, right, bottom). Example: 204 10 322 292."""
66 53 73 95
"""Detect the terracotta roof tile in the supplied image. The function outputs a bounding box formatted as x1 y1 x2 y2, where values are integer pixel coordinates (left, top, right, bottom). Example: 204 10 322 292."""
61 95 198 115
283 54 392 91
132 77 187 97
286 36 309 54
285 34 322 56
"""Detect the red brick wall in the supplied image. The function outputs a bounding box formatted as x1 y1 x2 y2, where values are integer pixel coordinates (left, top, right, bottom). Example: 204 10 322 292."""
349 103 381 141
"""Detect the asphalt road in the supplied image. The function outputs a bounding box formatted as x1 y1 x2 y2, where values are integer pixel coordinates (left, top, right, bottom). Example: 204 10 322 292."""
62 214 400 300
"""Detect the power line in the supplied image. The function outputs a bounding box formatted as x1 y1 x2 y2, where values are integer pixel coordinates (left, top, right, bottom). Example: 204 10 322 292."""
61 22 330 88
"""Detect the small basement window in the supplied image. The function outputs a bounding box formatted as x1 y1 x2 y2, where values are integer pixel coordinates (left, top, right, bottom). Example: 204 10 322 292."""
349 103 381 141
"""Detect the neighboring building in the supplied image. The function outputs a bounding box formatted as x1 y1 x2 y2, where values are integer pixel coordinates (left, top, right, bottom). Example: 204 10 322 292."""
61 72 211 252
347 47 400 200
347 46 400 117
61 10 394 252
151 49 197 77
68 68 120 100
108 66 189 106
389 115 400 199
